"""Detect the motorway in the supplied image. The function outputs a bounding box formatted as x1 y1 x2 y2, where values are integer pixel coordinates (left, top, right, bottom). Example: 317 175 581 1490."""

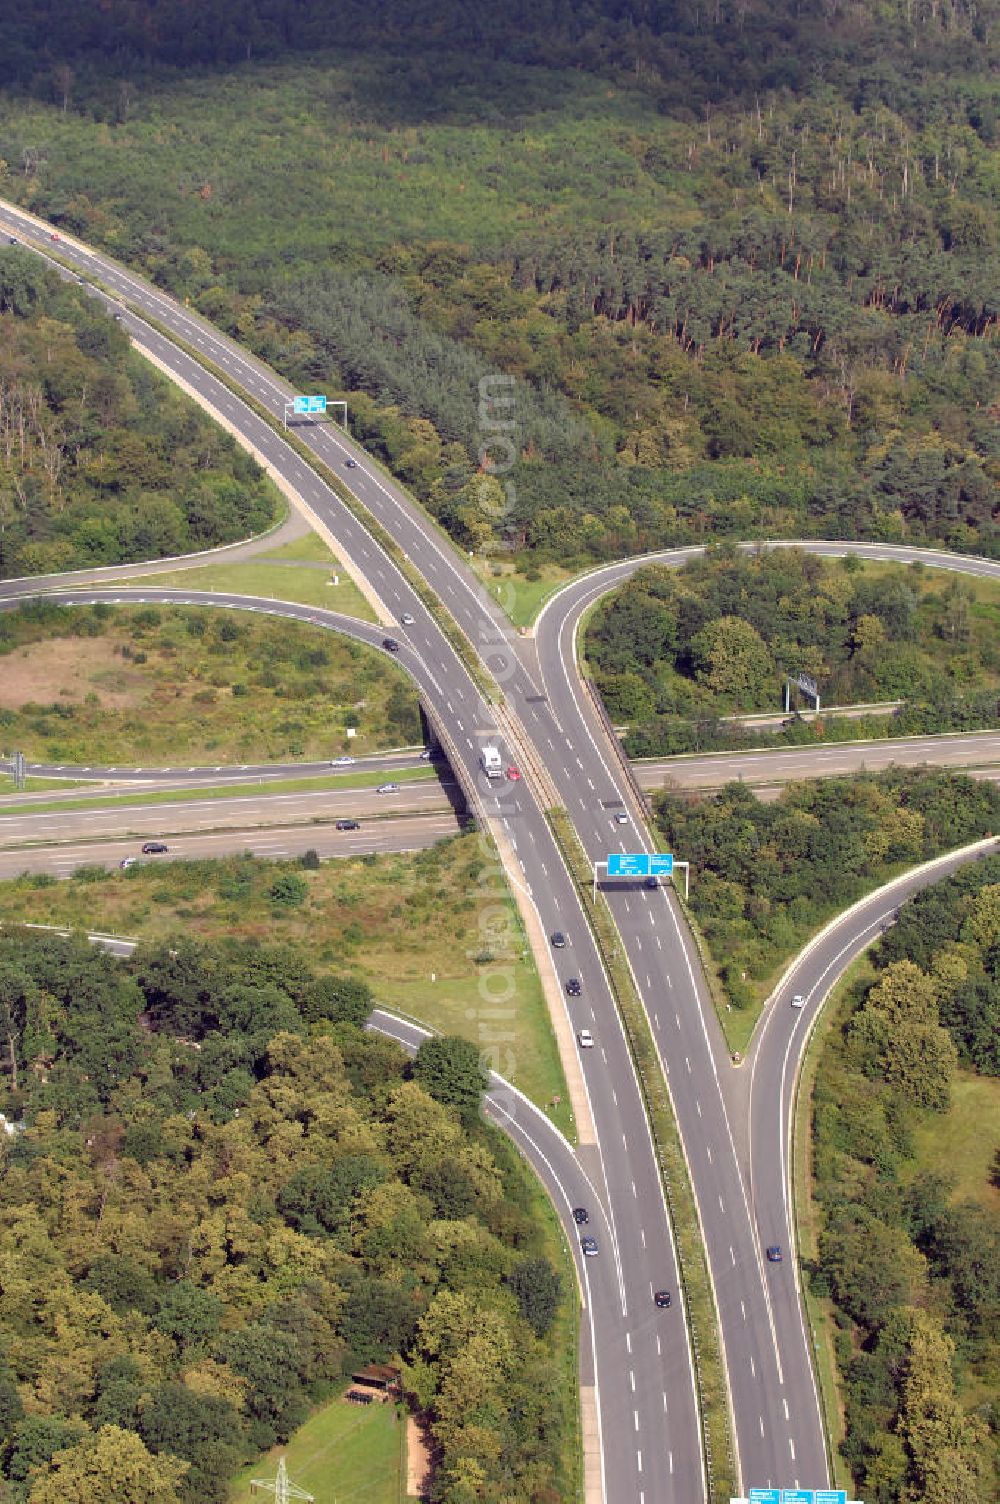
0 203 705 1504
636 729 1000 792
0 813 459 880
3 747 438 786
6 199 1000 1500
0 778 455 848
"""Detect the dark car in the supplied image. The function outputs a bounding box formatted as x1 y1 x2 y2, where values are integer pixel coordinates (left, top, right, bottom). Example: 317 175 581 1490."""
336 819 360 831
345 458 358 468
141 841 168 854
382 637 400 652
550 931 567 949
654 1290 672 1309
581 1236 598 1257
572 1207 589 1225
565 977 581 997
645 875 659 890
766 1245 783 1263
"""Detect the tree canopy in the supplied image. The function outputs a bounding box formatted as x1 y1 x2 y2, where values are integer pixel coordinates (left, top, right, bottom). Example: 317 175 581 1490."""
0 929 571 1502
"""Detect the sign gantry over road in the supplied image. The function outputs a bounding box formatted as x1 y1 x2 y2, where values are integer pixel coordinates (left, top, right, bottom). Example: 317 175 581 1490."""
282 395 348 430
741 1489 851 1504
594 851 689 899
608 853 674 878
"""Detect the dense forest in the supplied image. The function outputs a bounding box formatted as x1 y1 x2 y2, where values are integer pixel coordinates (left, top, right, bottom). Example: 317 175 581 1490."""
0 928 572 1503
0 2 996 568
653 768 1000 1007
811 858 1000 1501
0 249 277 578
585 549 1000 756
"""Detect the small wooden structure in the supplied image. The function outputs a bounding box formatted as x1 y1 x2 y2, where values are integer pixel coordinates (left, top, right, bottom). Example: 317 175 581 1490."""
345 1363 401 1404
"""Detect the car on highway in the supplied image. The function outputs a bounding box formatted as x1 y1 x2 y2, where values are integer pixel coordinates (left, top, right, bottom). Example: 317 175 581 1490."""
141 841 168 854
8 236 17 244
572 1207 589 1225
336 819 360 831
376 782 400 795
400 612 415 625
345 458 358 468
581 1235 598 1256
614 810 629 824
766 1245 783 1263
565 977 582 997
644 875 659 889
550 931 567 948
577 1028 594 1049
382 637 400 652
654 1290 672 1309
419 748 433 760
50 232 60 241
506 765 521 781
791 993 806 1009
331 755 355 766
119 857 136 870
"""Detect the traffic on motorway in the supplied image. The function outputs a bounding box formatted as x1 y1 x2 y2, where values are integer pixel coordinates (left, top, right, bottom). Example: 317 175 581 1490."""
6 199 1000 1504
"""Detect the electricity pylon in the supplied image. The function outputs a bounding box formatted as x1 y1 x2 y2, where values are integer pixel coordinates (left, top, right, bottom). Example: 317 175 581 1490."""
250 1457 314 1504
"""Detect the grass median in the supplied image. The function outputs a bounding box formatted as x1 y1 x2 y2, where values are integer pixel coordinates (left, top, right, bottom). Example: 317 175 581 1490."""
546 806 737 1504
114 535 377 619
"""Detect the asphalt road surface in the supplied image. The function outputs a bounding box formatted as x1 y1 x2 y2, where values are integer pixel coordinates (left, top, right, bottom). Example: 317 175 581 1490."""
0 780 456 849
0 814 460 880
3 748 437 785
637 729 1000 792
0 207 706 1504
8 200 1000 1501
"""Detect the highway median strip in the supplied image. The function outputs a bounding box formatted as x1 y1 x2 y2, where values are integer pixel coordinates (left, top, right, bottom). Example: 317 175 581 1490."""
546 806 738 1504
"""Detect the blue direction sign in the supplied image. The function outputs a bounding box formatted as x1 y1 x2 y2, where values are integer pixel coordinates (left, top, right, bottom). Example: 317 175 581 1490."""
293 394 327 415
650 853 674 875
749 1490 780 1504
815 1492 846 1504
781 1491 814 1504
607 853 649 878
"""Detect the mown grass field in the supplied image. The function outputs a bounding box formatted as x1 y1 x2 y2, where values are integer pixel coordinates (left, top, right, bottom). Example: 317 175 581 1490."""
228 1389 401 1504
0 602 416 763
121 528 379 619
0 834 571 1130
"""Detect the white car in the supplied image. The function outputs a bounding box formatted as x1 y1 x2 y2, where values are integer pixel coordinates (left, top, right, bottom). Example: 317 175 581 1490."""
791 994 806 1009
376 782 400 794
577 1028 594 1049
400 612 415 626
614 811 629 824
331 755 355 766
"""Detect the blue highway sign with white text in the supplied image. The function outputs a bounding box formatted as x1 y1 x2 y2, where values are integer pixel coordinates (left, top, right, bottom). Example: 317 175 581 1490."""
608 853 649 877
293 395 327 415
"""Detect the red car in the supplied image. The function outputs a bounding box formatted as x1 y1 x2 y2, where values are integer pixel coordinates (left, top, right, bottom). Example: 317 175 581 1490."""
507 766 521 781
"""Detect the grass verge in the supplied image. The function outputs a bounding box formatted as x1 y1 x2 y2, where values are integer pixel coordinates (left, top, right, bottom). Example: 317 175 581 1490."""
228 1388 401 1504
135 310 500 703
546 806 736 1503
0 766 439 821
790 955 866 1492
0 776 88 794
469 556 575 629
115 553 376 618
0 833 570 1124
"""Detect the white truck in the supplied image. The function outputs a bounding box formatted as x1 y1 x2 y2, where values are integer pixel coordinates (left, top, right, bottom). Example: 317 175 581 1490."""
480 744 503 779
